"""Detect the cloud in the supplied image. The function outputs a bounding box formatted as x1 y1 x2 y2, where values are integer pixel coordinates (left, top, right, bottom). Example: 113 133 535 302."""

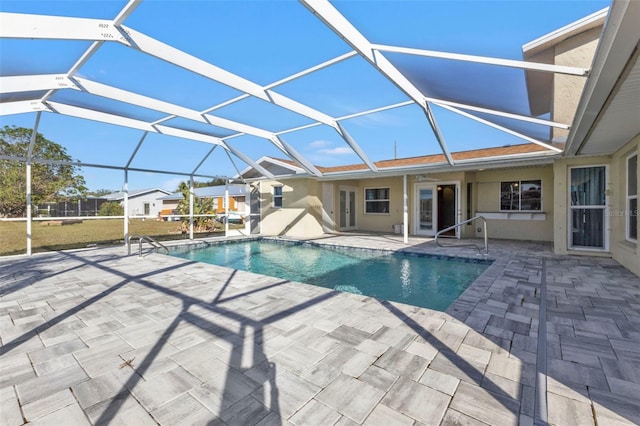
318 147 353 155
308 140 331 148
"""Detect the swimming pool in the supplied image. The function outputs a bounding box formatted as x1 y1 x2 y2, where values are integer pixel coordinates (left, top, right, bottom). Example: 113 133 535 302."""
170 239 491 311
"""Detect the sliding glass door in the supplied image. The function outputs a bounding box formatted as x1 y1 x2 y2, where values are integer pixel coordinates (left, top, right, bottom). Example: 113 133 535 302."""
570 166 607 249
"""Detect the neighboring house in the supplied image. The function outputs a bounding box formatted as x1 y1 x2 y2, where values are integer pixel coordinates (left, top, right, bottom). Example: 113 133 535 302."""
158 184 247 220
237 7 640 276
103 188 171 218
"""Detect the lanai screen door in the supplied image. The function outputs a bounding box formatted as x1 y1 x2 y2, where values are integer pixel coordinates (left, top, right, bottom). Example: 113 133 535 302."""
570 166 606 249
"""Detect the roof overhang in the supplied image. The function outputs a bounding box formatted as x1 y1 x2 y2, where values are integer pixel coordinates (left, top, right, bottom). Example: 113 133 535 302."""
565 0 640 156
522 8 608 118
240 150 561 182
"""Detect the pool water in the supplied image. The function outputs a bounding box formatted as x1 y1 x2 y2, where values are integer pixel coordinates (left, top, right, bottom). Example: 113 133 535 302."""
171 240 490 311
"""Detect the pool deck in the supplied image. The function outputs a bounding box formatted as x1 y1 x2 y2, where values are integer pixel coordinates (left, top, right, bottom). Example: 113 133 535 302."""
1 234 639 425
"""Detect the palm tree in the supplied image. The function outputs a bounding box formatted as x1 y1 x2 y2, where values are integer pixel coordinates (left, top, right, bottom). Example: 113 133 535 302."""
175 181 215 231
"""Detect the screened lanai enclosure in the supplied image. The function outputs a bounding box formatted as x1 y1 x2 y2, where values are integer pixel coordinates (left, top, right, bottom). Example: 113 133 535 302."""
0 0 610 254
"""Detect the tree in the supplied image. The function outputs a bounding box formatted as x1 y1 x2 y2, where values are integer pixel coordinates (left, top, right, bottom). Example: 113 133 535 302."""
0 126 87 217
175 180 216 231
98 201 124 216
174 177 228 192
88 188 115 197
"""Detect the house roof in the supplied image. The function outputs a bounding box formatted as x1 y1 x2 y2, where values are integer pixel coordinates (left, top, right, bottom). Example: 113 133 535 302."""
250 143 554 178
103 188 171 201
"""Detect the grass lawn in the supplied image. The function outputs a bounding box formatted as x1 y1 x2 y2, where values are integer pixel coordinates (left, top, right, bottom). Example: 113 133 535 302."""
0 218 239 256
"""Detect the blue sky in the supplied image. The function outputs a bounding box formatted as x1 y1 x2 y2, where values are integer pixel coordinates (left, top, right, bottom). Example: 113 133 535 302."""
1 0 610 192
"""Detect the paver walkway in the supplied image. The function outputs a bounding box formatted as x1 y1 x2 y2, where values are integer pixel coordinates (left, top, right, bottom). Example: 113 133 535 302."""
1 235 639 425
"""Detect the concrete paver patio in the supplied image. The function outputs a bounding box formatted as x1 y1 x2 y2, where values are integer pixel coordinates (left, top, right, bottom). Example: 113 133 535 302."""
1 234 639 425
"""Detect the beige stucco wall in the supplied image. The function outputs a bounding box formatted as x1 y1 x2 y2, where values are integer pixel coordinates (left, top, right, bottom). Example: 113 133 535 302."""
261 169 554 241
552 28 601 142
552 136 640 276
352 176 405 233
258 178 324 238
609 136 640 275
473 165 554 241
325 172 467 235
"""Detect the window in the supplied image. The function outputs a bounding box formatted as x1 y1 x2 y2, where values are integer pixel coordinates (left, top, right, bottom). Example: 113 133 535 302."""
273 185 283 208
365 188 390 214
500 180 541 211
144 203 150 215
628 154 637 242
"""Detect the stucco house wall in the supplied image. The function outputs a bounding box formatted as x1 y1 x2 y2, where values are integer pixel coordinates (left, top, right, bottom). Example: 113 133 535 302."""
259 178 324 238
609 135 640 275
552 27 601 143
473 165 554 242
125 191 167 217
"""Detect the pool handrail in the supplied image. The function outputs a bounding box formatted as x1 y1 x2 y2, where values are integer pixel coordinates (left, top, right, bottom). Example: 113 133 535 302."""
435 215 488 254
127 234 169 256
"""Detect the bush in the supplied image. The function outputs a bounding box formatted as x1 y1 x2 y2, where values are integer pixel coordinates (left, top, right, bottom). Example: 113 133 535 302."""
98 201 124 216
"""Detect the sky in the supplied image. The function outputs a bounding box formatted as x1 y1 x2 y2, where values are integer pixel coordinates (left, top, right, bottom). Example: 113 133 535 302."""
0 0 611 192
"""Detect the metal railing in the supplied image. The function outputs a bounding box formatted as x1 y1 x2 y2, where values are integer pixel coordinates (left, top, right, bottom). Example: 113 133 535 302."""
435 215 488 254
127 234 169 257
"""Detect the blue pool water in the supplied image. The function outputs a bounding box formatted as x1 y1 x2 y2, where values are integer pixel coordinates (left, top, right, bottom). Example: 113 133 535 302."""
171 240 491 311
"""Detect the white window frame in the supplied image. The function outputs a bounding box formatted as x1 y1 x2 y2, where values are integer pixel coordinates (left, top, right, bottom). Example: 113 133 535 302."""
499 179 542 212
364 187 390 215
627 152 637 243
273 185 283 209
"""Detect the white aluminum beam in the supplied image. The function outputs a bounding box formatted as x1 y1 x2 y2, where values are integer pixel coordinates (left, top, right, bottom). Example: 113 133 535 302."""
224 149 248 182
371 44 589 76
41 41 104 104
426 97 571 129
437 103 562 152
334 122 378 172
423 102 454 165
192 145 217 175
74 57 343 171
0 13 126 41
265 51 358 90
125 132 148 169
0 11 362 176
45 101 274 178
118 25 370 157
0 154 222 179
300 0 455 165
113 0 142 25
26 111 42 160
272 135 323 176
0 74 75 94
224 143 274 178
120 25 270 101
276 121 323 136
0 100 50 115
337 100 415 121
69 77 274 140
